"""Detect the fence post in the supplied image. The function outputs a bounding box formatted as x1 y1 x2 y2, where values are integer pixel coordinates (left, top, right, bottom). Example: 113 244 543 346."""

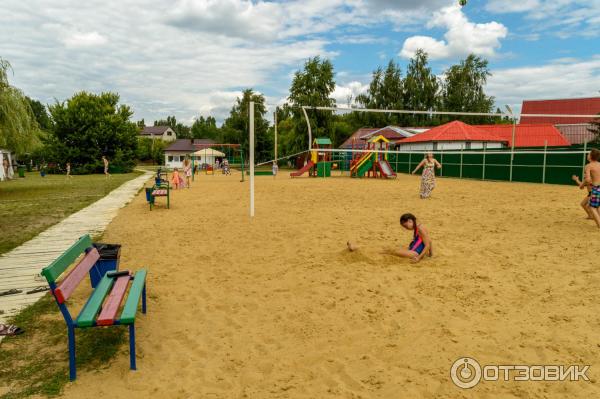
542 140 547 184
460 145 463 179
408 152 412 174
482 145 486 180
582 141 588 179
440 151 443 177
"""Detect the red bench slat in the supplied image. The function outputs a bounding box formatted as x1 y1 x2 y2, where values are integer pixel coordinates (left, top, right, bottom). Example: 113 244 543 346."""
54 248 100 304
152 189 167 196
96 275 131 326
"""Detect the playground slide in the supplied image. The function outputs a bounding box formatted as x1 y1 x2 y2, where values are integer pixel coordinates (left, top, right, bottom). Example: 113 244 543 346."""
356 157 373 177
379 159 397 178
351 153 371 174
290 160 315 177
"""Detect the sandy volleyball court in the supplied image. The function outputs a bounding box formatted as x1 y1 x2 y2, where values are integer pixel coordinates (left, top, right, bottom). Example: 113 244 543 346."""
58 171 599 398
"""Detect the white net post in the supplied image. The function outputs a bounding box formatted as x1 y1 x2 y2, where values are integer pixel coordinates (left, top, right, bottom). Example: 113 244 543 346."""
249 101 255 218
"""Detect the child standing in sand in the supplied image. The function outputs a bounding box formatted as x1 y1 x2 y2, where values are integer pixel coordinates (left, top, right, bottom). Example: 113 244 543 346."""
572 174 592 219
171 168 183 189
583 149 600 228
347 213 432 263
272 161 278 178
183 157 192 188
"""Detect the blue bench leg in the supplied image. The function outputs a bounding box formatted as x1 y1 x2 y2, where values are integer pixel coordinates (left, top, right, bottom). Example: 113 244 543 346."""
68 326 76 381
129 324 137 370
142 284 147 314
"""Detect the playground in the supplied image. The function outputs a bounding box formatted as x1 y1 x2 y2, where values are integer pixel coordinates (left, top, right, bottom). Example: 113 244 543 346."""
5 170 596 398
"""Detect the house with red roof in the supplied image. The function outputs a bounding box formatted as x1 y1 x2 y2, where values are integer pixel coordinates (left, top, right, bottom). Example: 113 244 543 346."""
520 97 600 144
394 121 570 150
520 97 600 124
395 121 508 151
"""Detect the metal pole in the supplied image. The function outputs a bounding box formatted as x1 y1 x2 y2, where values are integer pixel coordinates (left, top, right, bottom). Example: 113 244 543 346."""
482 144 486 180
250 101 255 218
274 108 278 165
582 141 588 179
460 145 463 179
408 152 412 173
510 118 516 182
301 106 312 151
440 152 443 177
542 140 547 184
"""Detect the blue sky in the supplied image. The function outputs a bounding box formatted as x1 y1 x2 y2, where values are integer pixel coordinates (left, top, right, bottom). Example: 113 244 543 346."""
1 0 599 124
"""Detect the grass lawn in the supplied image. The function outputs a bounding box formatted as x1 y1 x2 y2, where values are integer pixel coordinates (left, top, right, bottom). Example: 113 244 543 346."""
0 172 142 256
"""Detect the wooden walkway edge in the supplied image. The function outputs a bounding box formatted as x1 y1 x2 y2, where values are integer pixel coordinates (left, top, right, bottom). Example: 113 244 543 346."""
0 171 152 326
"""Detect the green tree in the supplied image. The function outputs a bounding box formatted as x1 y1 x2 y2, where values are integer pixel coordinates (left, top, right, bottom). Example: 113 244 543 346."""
0 59 40 154
441 54 495 124
191 116 221 140
356 60 404 127
222 89 272 162
287 57 336 153
136 137 166 165
46 91 138 173
26 97 51 131
404 49 440 126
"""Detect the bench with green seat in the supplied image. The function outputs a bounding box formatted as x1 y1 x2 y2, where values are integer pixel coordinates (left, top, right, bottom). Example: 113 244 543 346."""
41 234 148 381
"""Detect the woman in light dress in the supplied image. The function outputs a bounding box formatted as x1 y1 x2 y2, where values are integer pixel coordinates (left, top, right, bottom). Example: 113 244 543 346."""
412 152 442 199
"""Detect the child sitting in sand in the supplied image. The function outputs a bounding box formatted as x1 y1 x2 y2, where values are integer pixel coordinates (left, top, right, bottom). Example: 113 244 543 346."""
347 213 432 263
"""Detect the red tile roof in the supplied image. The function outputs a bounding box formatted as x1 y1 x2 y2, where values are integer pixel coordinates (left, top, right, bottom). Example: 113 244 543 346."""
520 97 600 124
398 121 506 144
476 124 570 147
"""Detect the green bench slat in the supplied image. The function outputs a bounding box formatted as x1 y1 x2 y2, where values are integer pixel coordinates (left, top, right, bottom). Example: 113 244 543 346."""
120 269 147 325
76 274 115 327
42 235 93 283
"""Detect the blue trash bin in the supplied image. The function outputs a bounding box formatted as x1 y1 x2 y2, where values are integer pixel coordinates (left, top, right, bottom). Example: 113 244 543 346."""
90 243 121 287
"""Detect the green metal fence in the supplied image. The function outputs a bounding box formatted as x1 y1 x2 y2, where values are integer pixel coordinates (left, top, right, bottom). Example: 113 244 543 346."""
329 144 591 185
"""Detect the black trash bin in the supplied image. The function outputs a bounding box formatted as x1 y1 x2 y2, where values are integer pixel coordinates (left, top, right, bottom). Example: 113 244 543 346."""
90 243 121 287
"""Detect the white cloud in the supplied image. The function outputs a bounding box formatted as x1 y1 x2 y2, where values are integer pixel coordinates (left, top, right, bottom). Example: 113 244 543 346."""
62 31 107 48
485 0 600 37
400 5 508 60
487 56 600 110
332 81 369 106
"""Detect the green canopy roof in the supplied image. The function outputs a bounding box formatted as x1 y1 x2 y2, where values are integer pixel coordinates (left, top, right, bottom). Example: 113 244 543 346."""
313 137 332 146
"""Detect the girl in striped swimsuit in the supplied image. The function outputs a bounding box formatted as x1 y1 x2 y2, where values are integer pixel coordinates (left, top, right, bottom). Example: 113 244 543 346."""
347 213 432 263
395 213 432 263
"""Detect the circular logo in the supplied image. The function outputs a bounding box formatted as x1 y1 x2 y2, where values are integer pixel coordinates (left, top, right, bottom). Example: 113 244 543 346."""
451 357 482 389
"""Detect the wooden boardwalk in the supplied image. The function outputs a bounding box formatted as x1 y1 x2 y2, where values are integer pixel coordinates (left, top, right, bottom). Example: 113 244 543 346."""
0 172 152 325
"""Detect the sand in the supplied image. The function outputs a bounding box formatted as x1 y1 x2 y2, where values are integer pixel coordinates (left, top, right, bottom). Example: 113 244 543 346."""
58 170 600 398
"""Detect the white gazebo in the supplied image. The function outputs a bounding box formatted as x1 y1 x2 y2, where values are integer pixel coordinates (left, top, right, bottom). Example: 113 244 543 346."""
0 149 14 181
192 148 226 167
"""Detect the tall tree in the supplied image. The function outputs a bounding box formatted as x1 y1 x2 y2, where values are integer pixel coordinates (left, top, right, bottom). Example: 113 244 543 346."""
356 60 404 126
191 116 220 140
0 59 40 154
222 89 272 162
404 49 440 126
46 91 138 172
442 54 495 124
287 57 336 153
26 97 51 131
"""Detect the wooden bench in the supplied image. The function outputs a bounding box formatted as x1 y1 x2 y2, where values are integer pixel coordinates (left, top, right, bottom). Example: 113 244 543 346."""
149 182 170 210
41 234 148 381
